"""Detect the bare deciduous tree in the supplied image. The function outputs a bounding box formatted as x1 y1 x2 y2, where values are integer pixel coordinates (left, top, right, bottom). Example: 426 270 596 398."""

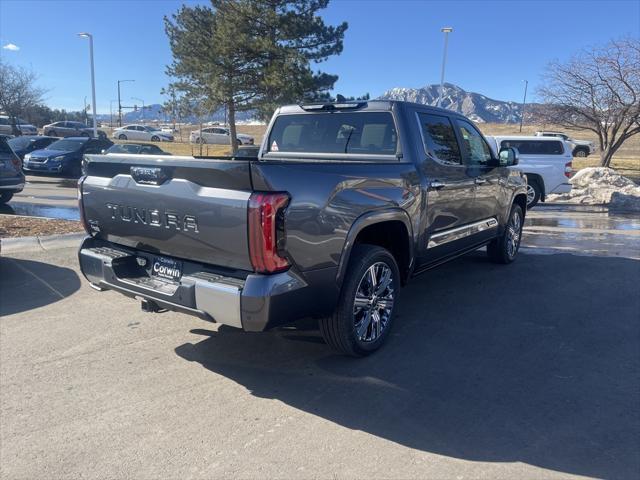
538 37 639 167
0 61 46 134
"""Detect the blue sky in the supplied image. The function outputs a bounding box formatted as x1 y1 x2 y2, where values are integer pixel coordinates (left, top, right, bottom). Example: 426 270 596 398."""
1 0 638 113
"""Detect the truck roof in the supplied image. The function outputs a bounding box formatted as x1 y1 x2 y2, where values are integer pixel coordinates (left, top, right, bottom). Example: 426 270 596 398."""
278 100 468 119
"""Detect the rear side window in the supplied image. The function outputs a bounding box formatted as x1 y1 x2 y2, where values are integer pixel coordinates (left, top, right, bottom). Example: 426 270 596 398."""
500 140 564 155
0 139 13 154
268 112 398 156
418 113 461 164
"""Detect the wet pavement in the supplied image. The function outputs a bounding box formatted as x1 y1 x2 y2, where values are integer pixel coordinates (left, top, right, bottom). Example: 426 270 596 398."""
3 175 639 259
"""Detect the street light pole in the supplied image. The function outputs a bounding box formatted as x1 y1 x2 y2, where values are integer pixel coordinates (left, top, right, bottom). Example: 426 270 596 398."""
78 32 97 137
519 79 529 133
437 27 453 108
117 79 134 127
109 100 117 128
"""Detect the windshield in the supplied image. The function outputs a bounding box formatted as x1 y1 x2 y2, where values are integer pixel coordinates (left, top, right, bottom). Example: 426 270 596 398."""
48 139 87 152
8 137 31 150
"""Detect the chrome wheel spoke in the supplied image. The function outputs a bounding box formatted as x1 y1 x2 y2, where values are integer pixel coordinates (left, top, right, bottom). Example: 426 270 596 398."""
356 310 372 339
353 261 395 343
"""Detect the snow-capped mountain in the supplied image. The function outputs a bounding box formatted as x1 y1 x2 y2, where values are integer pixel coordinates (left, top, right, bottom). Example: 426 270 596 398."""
378 83 525 123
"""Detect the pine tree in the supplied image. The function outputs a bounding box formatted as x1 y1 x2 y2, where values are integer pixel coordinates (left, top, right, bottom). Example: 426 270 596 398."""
164 0 347 152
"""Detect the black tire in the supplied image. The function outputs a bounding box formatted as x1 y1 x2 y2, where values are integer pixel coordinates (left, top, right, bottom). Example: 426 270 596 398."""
48 130 57 137
236 139 242 146
526 180 541 209
196 137 205 144
80 132 90 137
118 134 127 140
319 244 400 356
574 148 588 158
0 192 14 204
151 135 160 142
487 204 524 264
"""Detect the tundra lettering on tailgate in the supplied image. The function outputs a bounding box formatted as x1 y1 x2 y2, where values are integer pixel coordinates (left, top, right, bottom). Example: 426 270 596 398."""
105 203 199 233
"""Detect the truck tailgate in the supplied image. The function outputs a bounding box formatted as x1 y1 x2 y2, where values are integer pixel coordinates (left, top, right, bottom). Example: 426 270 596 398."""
81 154 254 271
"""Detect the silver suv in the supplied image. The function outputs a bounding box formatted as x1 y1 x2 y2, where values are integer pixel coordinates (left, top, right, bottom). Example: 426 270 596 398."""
0 115 38 136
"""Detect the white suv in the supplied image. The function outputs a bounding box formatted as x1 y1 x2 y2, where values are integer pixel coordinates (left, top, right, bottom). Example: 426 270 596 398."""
535 131 595 157
487 136 573 208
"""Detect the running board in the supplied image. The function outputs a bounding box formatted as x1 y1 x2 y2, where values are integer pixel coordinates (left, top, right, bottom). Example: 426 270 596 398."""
427 217 498 249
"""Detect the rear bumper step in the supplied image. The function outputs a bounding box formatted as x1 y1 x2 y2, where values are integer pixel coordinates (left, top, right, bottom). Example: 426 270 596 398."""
78 237 339 331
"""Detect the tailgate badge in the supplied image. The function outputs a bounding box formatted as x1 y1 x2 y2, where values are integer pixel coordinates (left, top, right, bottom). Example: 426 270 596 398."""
130 166 168 185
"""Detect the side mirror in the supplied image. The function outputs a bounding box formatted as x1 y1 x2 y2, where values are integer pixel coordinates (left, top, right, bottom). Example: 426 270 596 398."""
499 147 519 166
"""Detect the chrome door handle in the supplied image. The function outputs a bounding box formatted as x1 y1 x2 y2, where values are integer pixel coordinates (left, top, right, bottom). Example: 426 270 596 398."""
475 177 487 185
430 181 446 190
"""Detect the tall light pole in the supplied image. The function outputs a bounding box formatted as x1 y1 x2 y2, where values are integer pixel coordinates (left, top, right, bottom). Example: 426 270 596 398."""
117 79 135 127
78 32 97 137
437 27 453 108
519 79 529 133
131 97 145 123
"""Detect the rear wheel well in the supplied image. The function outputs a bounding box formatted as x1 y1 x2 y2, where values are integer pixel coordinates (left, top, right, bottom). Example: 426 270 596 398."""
353 221 411 284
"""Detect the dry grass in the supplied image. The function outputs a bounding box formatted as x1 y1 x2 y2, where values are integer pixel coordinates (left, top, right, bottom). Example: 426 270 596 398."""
0 215 82 238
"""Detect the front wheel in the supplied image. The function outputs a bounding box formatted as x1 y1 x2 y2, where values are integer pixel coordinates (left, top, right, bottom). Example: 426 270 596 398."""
48 130 57 137
319 245 400 356
0 192 14 204
118 134 127 140
487 204 524 264
151 135 160 142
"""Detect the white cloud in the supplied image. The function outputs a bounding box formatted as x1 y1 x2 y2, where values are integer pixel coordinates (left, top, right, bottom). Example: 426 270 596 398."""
2 43 20 51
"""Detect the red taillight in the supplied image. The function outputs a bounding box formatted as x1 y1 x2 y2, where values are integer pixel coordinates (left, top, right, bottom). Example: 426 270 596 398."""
564 161 574 178
11 154 21 169
248 192 290 273
77 176 92 235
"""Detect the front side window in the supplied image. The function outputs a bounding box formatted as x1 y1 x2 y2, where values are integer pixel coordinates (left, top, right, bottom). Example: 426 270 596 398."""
418 113 461 164
456 119 492 166
268 111 398 156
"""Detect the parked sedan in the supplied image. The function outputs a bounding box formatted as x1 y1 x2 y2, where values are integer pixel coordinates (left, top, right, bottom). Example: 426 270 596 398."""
190 126 254 145
8 135 58 160
112 125 174 142
43 121 107 139
104 143 170 155
0 136 25 204
23 137 113 177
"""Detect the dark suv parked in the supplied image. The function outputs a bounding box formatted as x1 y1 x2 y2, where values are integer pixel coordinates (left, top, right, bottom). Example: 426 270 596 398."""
24 137 113 177
7 135 58 161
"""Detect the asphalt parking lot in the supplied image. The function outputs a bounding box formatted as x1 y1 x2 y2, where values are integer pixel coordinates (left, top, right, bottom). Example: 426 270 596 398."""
1 209 639 479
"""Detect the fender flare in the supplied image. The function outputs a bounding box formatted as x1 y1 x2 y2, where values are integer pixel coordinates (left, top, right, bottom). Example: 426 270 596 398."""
335 208 414 287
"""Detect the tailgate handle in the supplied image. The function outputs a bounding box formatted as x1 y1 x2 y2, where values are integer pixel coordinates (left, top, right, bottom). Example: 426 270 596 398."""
130 166 169 185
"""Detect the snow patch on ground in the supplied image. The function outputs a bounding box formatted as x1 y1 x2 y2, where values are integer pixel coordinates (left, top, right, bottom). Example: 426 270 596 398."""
547 167 640 211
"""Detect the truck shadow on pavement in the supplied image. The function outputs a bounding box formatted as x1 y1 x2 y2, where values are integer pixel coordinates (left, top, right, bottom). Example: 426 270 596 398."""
0 257 80 315
175 252 640 479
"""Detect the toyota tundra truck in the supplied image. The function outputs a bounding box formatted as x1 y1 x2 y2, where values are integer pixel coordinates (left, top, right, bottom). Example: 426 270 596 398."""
78 101 527 356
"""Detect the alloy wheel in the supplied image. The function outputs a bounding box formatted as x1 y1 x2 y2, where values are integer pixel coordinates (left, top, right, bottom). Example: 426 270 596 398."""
353 262 395 343
506 209 522 258
526 184 536 206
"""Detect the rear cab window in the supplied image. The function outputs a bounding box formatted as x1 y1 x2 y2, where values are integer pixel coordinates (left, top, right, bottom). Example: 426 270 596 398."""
500 140 564 155
267 111 398 158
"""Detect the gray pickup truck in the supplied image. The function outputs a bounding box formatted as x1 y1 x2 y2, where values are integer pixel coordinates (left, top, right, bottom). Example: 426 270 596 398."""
78 101 527 356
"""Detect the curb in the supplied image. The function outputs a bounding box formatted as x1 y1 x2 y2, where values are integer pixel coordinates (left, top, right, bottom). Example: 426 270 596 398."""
1 232 85 254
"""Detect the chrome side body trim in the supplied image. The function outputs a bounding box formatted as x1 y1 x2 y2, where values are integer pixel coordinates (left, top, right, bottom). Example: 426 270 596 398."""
427 217 498 249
